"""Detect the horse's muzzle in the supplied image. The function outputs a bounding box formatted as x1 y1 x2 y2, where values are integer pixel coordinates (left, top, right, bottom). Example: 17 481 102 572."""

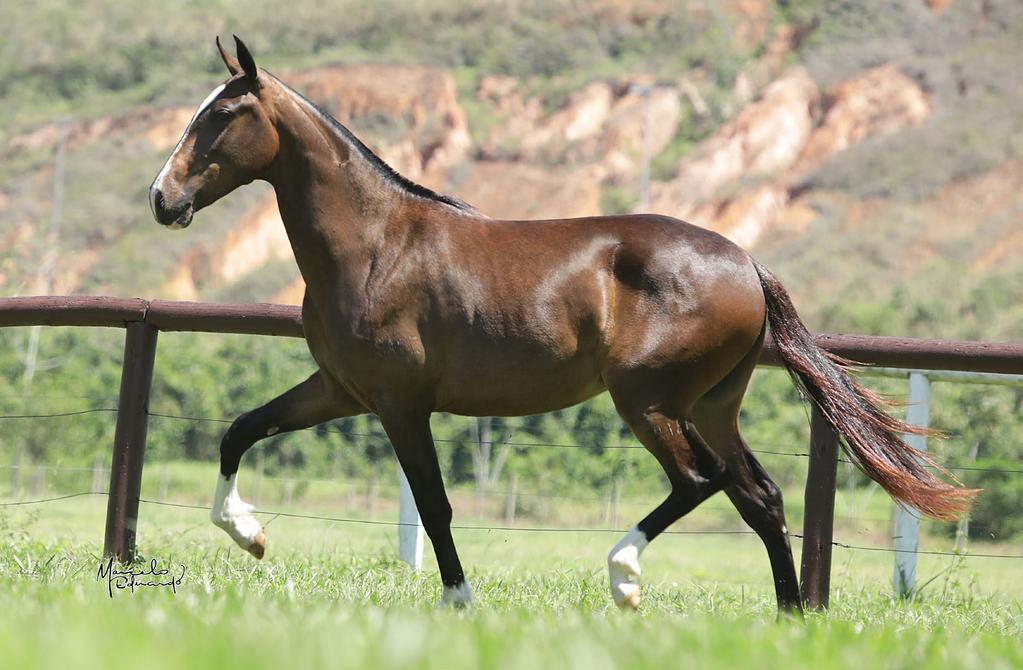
151 188 194 229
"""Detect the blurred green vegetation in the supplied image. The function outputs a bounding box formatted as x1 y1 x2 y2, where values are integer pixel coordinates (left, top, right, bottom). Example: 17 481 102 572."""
956 459 1023 541
0 319 1018 540
799 0 1023 200
0 0 753 141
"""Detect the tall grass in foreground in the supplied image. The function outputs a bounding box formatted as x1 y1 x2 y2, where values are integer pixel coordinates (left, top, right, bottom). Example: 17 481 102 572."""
1 496 1021 670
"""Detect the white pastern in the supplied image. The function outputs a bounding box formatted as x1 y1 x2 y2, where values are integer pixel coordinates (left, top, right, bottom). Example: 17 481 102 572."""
210 472 265 557
608 526 649 610
440 581 475 608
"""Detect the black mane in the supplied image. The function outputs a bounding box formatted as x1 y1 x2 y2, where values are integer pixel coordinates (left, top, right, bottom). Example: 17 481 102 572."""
273 74 474 213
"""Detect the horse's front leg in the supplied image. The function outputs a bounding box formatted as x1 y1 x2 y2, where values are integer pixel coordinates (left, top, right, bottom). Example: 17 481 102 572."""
378 408 472 608
212 370 364 558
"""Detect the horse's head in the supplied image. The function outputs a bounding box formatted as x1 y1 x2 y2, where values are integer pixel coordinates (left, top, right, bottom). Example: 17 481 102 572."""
150 36 278 229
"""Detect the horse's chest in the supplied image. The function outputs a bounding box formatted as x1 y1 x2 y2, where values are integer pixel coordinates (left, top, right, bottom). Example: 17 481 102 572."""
331 308 427 375
305 293 424 375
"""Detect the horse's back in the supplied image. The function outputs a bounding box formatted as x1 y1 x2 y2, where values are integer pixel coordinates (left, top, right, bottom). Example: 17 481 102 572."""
420 213 767 412
465 213 764 330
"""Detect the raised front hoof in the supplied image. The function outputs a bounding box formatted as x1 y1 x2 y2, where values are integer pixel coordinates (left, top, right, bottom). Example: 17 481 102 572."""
210 510 265 560
246 530 267 560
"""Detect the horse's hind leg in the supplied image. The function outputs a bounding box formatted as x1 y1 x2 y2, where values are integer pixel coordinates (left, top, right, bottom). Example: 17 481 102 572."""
694 399 802 613
212 370 364 558
606 395 729 609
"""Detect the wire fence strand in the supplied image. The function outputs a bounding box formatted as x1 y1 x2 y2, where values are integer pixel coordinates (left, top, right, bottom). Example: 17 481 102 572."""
130 495 1023 557
2 404 1020 562
0 491 106 506
0 462 898 523
0 408 118 419
1 407 1017 475
143 411 1023 476
4 489 1020 560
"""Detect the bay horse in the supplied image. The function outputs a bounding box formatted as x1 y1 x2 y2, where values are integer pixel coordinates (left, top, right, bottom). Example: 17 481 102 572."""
149 37 974 612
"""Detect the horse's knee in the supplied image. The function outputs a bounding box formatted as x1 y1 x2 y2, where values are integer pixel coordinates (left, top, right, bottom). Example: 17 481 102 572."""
222 411 256 448
219 411 260 474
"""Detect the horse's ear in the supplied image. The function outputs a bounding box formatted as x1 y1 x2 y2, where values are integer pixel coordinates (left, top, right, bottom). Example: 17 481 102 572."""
216 35 240 75
233 35 258 80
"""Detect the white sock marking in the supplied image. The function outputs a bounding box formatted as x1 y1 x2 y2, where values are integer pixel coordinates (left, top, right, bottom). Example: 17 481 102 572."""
440 581 474 608
151 83 227 210
210 472 263 550
608 526 649 609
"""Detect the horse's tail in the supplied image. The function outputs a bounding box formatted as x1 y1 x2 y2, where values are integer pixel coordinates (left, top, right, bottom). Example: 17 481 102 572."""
751 258 978 521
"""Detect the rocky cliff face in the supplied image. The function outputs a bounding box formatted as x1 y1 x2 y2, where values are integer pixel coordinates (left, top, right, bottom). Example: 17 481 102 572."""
0 44 1009 305
650 64 931 250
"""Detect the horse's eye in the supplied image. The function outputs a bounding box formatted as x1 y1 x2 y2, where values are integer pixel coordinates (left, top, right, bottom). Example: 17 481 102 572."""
214 109 233 122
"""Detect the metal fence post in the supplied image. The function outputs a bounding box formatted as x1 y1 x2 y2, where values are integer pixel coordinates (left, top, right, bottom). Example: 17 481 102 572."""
103 322 158 562
893 371 931 597
397 464 424 570
800 405 840 609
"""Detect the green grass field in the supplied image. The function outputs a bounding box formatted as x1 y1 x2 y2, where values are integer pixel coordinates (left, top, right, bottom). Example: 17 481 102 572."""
1 471 1021 670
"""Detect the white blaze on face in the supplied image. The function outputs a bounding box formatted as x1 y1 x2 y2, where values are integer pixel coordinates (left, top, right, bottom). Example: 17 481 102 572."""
150 83 227 213
608 526 649 609
210 472 263 549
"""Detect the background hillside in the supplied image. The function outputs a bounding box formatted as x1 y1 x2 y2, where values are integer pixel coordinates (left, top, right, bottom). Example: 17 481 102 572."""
1 0 1020 338
1 1 1020 539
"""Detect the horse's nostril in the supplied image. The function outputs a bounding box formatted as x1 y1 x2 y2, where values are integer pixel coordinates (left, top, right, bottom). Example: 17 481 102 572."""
154 189 165 212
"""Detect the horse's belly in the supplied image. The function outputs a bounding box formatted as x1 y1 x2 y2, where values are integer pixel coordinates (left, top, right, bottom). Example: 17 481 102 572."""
434 347 606 416
438 375 606 417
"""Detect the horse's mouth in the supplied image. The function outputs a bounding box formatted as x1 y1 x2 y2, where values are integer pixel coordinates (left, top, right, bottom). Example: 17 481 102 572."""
164 203 194 230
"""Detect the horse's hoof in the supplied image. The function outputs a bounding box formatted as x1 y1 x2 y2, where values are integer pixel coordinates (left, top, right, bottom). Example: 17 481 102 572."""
608 551 643 609
608 527 647 611
440 581 474 608
611 578 641 610
246 530 266 560
778 603 805 622
615 588 641 610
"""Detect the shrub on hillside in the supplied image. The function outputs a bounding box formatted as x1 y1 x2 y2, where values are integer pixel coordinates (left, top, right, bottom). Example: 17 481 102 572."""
953 459 1023 541
798 0 1023 199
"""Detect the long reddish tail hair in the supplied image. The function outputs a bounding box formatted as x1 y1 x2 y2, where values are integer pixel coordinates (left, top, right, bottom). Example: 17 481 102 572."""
752 259 978 521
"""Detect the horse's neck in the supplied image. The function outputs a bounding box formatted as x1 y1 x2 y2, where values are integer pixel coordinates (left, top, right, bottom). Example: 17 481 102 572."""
266 96 406 297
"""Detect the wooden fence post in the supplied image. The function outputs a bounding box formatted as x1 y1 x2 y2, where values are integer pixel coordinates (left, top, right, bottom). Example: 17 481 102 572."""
103 322 158 562
799 405 840 609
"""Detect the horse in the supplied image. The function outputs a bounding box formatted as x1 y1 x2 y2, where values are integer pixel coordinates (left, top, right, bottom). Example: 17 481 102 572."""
149 36 975 612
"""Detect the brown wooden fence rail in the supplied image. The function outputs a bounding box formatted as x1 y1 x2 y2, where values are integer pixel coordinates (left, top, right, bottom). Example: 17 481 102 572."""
2 295 1022 608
